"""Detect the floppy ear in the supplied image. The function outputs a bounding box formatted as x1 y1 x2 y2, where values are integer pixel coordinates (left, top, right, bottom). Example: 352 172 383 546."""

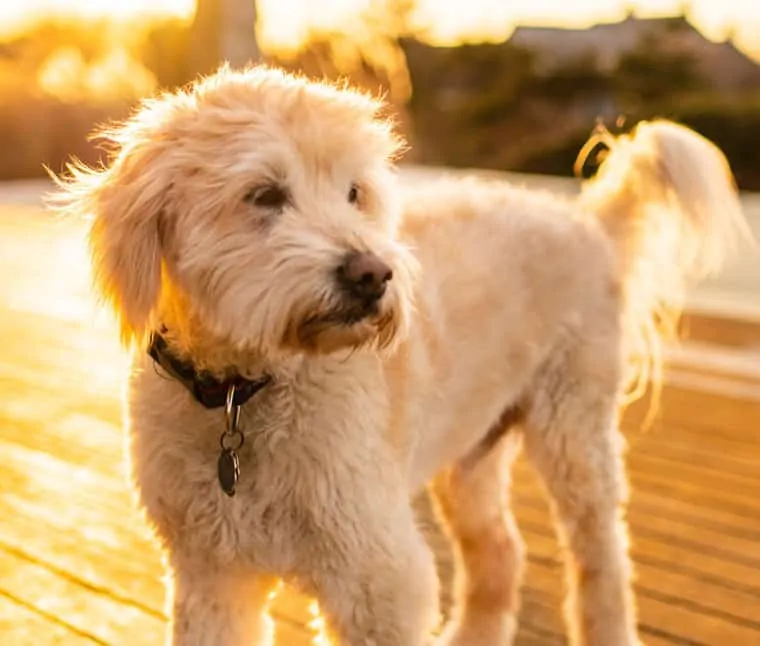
55 136 169 346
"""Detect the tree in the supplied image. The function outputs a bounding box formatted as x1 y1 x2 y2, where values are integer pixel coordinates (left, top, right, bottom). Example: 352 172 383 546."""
190 0 259 75
615 36 705 106
274 1 420 106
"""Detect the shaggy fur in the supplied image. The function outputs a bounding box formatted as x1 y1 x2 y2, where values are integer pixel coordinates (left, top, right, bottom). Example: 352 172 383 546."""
52 66 748 646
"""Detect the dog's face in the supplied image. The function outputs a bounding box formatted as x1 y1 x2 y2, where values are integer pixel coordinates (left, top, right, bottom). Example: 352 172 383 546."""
59 67 417 359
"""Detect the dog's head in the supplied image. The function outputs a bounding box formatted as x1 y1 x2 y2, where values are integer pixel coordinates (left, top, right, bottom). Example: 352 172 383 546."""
55 66 417 361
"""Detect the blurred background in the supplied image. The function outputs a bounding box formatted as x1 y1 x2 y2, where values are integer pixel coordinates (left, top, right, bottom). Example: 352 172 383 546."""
1 2 759 645
2 0 760 186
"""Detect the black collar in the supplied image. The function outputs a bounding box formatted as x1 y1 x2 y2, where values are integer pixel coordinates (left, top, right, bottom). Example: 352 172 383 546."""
147 331 272 409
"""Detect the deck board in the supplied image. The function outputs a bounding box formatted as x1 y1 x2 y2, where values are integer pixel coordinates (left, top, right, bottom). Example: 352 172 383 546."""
0 592 97 645
1 197 759 645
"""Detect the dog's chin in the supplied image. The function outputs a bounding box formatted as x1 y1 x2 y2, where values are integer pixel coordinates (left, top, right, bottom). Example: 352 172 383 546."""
288 305 400 355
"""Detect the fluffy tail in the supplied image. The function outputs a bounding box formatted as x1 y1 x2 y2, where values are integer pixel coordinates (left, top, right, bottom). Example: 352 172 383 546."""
578 120 752 407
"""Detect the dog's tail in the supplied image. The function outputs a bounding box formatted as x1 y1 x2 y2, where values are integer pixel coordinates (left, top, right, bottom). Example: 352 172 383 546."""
578 120 751 407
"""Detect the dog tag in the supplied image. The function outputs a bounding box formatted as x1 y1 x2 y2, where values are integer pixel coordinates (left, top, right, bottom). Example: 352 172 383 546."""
218 448 240 497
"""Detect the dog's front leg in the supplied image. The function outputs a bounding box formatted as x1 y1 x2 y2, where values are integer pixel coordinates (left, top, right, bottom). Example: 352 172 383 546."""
168 560 278 646
306 511 440 646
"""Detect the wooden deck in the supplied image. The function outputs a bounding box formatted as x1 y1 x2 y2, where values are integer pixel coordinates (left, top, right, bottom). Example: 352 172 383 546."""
1 184 759 645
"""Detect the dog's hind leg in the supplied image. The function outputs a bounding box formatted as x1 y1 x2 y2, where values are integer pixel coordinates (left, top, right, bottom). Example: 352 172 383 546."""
168 562 278 646
430 424 525 646
522 379 639 646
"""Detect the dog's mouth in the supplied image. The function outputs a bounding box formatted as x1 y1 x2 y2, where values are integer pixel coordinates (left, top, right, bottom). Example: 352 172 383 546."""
339 300 382 325
290 298 390 354
299 303 379 337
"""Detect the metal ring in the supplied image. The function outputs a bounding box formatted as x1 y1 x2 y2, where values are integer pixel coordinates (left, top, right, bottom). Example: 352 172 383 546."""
225 384 241 434
220 430 245 451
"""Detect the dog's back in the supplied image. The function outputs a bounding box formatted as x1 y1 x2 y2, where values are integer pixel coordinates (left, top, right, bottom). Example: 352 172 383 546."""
394 121 750 480
395 177 620 483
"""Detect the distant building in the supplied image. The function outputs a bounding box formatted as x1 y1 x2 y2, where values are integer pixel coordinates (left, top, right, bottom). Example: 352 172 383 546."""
510 14 760 93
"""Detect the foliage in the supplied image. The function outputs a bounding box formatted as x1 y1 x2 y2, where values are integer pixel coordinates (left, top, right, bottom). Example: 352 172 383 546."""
615 37 707 106
517 94 760 190
0 17 191 179
399 27 760 190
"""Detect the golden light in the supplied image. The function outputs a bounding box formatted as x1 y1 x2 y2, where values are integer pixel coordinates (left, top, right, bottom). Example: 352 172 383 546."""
257 0 370 53
407 0 760 58
37 46 157 101
0 210 97 326
0 0 194 38
307 599 329 645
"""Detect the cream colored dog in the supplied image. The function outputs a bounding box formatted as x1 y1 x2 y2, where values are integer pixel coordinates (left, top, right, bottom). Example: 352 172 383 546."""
53 66 748 646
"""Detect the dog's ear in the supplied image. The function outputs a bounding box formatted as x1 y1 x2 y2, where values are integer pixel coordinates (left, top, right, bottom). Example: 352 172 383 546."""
55 133 170 347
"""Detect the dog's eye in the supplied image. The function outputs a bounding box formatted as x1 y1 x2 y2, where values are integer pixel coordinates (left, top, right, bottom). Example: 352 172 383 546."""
347 183 360 205
246 185 288 209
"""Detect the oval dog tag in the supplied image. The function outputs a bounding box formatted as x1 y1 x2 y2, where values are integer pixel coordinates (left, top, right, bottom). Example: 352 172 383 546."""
218 448 240 497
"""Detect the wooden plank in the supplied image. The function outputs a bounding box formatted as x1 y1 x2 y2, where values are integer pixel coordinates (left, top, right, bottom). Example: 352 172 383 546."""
0 592 95 645
630 450 760 499
0 547 163 645
680 310 760 349
513 475 760 596
624 379 760 442
640 421 760 461
515 536 760 645
626 425 760 479
515 461 760 540
516 510 760 626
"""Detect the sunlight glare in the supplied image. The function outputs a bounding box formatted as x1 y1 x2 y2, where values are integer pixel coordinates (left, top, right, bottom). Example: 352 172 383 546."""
257 0 373 53
410 0 760 56
37 46 157 101
307 599 329 645
256 0 760 60
0 0 194 38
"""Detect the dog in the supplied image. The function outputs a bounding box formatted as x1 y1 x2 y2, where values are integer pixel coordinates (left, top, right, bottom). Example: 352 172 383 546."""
52 66 749 646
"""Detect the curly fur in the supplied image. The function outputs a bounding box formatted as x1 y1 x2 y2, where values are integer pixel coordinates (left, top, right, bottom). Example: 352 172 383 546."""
51 66 748 646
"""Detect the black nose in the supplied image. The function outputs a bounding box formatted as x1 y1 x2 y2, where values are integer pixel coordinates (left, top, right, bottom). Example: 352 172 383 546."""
337 252 393 303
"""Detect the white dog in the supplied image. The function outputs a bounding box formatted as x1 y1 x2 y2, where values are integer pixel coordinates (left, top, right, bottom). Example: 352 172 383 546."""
53 66 748 646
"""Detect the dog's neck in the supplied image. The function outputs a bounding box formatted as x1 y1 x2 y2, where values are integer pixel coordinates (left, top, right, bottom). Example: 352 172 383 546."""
157 327 304 385
154 295 302 383
147 330 273 409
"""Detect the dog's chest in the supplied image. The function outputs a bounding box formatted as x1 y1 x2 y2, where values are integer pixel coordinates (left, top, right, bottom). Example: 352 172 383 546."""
129 355 392 568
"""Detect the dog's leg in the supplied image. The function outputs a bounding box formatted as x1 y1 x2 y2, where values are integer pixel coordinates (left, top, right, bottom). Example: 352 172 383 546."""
431 430 525 646
168 562 278 646
307 512 440 646
523 393 639 646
